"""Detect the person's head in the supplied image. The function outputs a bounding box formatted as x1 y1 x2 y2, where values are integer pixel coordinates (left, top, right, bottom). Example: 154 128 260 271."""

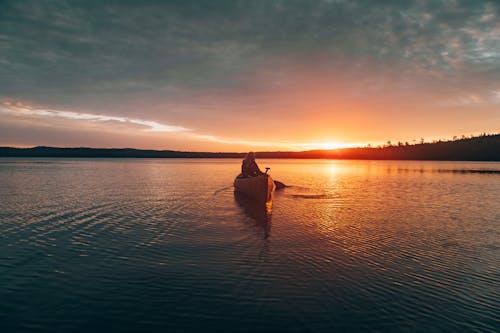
245 151 255 160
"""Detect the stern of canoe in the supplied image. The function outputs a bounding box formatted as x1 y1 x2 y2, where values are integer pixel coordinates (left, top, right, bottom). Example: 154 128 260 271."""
234 174 275 203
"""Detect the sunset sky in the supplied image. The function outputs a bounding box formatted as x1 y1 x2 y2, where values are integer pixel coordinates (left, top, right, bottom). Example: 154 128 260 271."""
1 0 499 152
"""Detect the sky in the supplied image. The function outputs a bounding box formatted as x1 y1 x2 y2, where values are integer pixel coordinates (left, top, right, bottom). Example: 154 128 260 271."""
1 0 499 152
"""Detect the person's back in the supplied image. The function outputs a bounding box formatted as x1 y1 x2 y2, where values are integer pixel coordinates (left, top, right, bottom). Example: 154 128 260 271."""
241 152 263 177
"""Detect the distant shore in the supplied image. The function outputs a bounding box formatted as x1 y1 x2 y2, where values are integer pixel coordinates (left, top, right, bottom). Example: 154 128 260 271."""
1 134 499 161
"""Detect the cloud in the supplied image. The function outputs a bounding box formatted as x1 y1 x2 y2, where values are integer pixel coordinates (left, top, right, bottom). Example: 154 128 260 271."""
192 134 359 151
0 100 296 150
1 0 499 101
435 89 500 107
0 101 189 133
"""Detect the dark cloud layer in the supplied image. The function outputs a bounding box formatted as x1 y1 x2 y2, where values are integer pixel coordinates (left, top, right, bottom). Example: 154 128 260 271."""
2 1 498 96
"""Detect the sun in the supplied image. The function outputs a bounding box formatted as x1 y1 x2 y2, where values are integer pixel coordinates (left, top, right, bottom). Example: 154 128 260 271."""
294 142 359 150
319 143 347 150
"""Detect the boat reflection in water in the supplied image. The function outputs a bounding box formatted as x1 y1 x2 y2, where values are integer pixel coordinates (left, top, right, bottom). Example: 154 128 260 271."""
233 192 272 239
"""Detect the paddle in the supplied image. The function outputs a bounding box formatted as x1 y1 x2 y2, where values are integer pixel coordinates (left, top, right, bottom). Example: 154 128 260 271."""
264 167 287 190
274 180 287 190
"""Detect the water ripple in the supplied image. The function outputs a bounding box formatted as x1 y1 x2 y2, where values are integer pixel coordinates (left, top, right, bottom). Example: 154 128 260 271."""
0 158 498 332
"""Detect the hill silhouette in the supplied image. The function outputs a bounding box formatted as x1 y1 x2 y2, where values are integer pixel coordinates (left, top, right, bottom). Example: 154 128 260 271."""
1 134 499 161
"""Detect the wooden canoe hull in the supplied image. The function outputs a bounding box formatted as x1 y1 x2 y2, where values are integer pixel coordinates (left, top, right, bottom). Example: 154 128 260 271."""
234 174 275 203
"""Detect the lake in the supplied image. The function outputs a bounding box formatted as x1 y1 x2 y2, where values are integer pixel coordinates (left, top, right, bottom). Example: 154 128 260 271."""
0 158 499 332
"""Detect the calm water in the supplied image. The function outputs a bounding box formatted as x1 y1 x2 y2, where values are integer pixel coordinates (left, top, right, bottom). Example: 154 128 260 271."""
0 158 499 332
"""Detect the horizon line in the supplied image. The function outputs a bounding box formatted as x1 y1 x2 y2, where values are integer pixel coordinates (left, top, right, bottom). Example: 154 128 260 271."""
1 133 498 154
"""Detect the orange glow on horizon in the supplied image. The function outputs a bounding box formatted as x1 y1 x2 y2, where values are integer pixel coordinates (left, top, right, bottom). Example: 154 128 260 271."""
290 142 362 151
1 55 498 152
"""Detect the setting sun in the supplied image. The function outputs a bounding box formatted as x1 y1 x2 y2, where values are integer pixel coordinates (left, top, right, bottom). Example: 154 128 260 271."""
297 142 362 150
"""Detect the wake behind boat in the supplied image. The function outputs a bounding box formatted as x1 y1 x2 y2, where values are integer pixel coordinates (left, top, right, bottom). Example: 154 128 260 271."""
234 173 275 203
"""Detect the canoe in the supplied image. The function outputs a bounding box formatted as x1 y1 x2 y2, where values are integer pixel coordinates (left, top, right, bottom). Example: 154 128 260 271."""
234 174 275 203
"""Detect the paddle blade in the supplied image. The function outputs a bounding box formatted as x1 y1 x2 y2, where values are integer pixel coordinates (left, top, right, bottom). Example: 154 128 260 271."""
274 180 287 190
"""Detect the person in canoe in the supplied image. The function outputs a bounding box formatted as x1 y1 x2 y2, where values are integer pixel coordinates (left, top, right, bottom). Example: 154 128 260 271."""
241 152 264 177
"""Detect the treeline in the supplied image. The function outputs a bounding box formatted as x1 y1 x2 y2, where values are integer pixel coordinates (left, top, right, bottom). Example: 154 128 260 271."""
1 134 499 161
0 146 244 158
257 134 499 161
